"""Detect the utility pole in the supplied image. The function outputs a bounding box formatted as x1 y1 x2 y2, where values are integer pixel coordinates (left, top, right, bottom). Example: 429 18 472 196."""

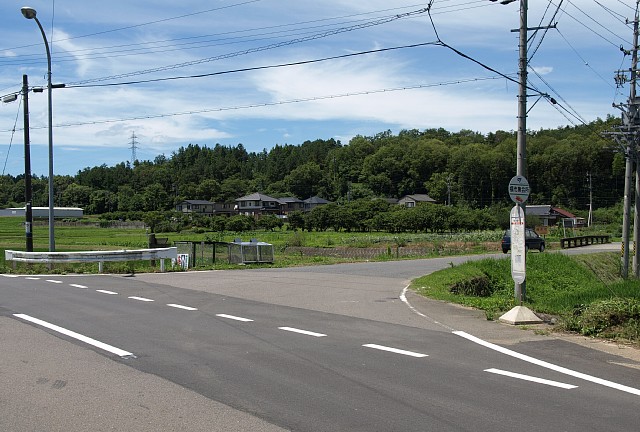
22 75 33 252
514 0 529 304
587 171 593 228
604 1 640 278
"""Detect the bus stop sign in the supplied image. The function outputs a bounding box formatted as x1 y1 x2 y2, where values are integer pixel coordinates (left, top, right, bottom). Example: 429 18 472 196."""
508 176 530 204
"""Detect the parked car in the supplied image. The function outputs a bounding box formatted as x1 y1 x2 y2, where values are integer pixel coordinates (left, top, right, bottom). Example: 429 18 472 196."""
501 228 545 253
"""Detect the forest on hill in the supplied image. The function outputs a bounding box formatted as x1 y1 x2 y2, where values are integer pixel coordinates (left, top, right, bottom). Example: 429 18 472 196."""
0 116 623 216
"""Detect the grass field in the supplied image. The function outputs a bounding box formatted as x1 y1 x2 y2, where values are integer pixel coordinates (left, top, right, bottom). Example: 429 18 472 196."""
2 215 638 343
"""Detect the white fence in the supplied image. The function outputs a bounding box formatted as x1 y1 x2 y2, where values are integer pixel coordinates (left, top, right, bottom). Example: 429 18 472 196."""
4 247 177 273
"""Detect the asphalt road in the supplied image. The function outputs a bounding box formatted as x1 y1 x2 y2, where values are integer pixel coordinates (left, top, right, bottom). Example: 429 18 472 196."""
2 243 639 431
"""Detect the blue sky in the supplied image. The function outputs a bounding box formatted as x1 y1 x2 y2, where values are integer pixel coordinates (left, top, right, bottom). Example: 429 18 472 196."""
0 1 634 176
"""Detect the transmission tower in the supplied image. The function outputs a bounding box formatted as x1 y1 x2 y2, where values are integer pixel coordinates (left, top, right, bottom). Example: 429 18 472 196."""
129 131 139 167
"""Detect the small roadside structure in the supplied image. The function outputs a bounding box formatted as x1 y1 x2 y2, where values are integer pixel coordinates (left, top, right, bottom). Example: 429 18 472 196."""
228 238 274 264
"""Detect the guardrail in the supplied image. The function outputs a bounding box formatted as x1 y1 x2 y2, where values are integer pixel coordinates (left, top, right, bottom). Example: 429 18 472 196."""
4 247 177 273
560 235 610 249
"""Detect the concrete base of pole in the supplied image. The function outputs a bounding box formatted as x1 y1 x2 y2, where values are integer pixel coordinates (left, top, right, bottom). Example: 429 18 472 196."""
499 306 543 325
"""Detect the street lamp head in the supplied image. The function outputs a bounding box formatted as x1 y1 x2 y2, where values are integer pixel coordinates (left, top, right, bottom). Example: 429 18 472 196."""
21 7 37 19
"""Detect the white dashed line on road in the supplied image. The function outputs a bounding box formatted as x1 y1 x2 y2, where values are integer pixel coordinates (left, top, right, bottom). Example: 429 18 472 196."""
13 313 134 358
362 344 428 358
278 327 327 337
485 369 577 389
70 284 88 289
46 279 63 284
26 277 40 280
216 314 254 322
167 304 198 311
129 296 154 302
96 289 118 295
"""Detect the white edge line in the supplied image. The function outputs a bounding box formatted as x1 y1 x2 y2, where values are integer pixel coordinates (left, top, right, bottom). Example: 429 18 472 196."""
167 303 198 311
216 314 253 322
400 286 455 331
454 331 640 396
96 289 118 295
2 274 19 278
363 343 428 358
13 313 133 357
128 296 154 302
485 368 577 390
278 327 327 337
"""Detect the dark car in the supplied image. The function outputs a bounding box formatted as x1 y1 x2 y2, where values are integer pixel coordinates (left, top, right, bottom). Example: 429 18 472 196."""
501 228 545 253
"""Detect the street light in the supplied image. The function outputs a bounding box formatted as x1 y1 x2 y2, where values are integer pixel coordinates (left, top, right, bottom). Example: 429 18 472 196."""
21 6 55 251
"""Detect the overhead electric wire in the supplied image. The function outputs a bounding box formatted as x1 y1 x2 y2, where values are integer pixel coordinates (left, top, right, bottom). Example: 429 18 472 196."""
1 76 510 133
528 0 563 62
595 0 631 24
0 3 431 66
66 42 439 89
556 28 615 89
66 7 431 86
1 96 22 176
3 0 264 53
556 0 630 47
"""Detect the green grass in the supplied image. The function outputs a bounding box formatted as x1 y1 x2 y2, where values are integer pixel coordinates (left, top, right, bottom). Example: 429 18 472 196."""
411 252 640 343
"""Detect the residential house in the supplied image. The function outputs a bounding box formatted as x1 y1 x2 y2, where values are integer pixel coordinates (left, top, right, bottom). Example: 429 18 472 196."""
235 193 281 217
278 197 305 215
526 205 585 227
175 200 215 216
214 202 237 217
398 194 436 208
303 196 331 212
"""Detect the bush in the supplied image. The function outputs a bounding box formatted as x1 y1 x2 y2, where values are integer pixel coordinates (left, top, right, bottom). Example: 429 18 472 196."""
563 298 640 340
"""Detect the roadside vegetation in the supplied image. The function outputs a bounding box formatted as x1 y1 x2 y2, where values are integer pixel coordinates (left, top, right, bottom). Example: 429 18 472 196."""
411 252 640 346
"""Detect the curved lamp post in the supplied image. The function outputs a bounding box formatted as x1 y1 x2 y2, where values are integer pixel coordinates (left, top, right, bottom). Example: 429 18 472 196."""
21 6 55 251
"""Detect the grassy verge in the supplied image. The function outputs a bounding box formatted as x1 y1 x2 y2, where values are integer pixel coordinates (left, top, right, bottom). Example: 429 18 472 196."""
411 252 640 345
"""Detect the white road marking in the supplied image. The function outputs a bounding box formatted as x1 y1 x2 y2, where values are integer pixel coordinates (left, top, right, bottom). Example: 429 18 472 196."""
13 313 133 357
216 314 253 322
485 368 577 389
129 296 154 302
363 344 428 358
455 331 640 396
278 327 327 337
96 289 118 295
167 304 198 311
46 279 63 284
400 286 455 331
1 274 19 278
70 284 88 289
26 277 41 280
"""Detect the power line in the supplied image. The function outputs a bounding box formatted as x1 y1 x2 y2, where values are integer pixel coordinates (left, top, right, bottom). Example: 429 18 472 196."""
1 76 510 133
65 42 439 89
1 3 434 65
66 7 431 86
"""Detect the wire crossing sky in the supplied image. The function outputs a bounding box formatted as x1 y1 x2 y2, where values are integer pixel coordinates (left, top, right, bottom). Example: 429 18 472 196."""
0 0 634 176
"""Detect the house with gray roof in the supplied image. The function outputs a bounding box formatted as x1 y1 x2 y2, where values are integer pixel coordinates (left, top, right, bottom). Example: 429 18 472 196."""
235 193 281 216
398 194 436 208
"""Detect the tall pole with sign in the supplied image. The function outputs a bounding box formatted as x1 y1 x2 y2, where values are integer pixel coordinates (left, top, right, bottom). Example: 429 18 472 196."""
498 0 542 325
